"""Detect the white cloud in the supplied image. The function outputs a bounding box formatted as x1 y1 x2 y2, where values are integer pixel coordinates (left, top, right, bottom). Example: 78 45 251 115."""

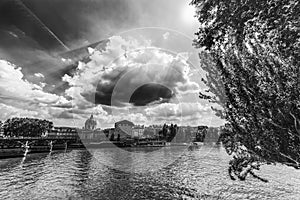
34 72 45 78
142 102 223 126
145 102 210 118
87 47 95 54
61 58 72 63
163 32 170 40
0 60 71 121
0 103 39 120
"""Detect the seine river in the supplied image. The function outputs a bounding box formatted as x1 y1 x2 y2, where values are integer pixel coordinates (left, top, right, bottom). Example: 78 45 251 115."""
0 145 299 200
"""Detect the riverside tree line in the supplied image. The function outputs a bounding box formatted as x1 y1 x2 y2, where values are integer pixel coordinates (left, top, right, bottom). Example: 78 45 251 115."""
0 117 53 137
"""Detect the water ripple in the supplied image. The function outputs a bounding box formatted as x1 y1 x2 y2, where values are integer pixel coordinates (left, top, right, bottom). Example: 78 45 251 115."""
0 146 300 199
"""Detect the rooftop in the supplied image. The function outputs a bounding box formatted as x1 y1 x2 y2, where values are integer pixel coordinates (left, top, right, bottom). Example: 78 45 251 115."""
115 120 135 126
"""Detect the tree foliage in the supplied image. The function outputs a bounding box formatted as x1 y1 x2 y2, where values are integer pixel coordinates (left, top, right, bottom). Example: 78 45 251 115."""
2 117 53 137
160 124 177 142
191 0 300 180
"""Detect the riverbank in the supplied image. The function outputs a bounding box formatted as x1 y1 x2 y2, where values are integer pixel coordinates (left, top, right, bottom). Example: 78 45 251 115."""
0 144 85 159
0 137 211 159
0 137 168 159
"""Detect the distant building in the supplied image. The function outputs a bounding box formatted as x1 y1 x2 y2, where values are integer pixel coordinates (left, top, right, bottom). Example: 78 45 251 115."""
47 127 78 138
81 130 107 140
132 125 145 138
103 128 115 137
148 125 163 138
115 120 135 127
143 127 160 139
78 115 107 140
115 120 134 139
101 128 115 141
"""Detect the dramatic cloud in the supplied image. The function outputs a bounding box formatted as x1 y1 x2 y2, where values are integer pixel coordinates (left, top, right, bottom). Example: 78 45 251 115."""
63 36 200 108
55 35 219 127
0 60 71 120
0 59 219 127
129 84 174 106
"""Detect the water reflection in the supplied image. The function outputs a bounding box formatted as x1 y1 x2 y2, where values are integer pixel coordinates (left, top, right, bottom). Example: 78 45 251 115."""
73 150 93 186
0 146 299 199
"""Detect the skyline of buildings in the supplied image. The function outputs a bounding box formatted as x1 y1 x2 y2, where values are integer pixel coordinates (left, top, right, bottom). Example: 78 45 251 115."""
31 114 221 143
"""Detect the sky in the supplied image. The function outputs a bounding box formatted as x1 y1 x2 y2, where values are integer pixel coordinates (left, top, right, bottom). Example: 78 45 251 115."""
0 0 225 128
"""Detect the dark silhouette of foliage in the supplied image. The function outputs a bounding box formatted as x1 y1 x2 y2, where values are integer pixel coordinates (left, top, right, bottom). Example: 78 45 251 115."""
0 121 3 137
2 117 53 137
110 132 115 141
191 0 300 180
167 124 176 142
158 123 180 142
196 126 208 142
162 123 168 140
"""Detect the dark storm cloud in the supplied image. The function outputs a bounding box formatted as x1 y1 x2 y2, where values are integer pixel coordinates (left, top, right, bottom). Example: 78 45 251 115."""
95 82 174 107
94 69 128 106
129 84 174 106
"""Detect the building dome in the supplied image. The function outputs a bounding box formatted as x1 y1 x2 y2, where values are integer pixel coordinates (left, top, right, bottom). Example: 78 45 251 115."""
85 114 97 130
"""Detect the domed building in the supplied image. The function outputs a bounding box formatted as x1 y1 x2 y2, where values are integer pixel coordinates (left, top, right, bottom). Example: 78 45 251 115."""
85 114 97 130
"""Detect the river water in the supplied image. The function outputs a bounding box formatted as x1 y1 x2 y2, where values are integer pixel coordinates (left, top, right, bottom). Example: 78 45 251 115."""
0 145 299 200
